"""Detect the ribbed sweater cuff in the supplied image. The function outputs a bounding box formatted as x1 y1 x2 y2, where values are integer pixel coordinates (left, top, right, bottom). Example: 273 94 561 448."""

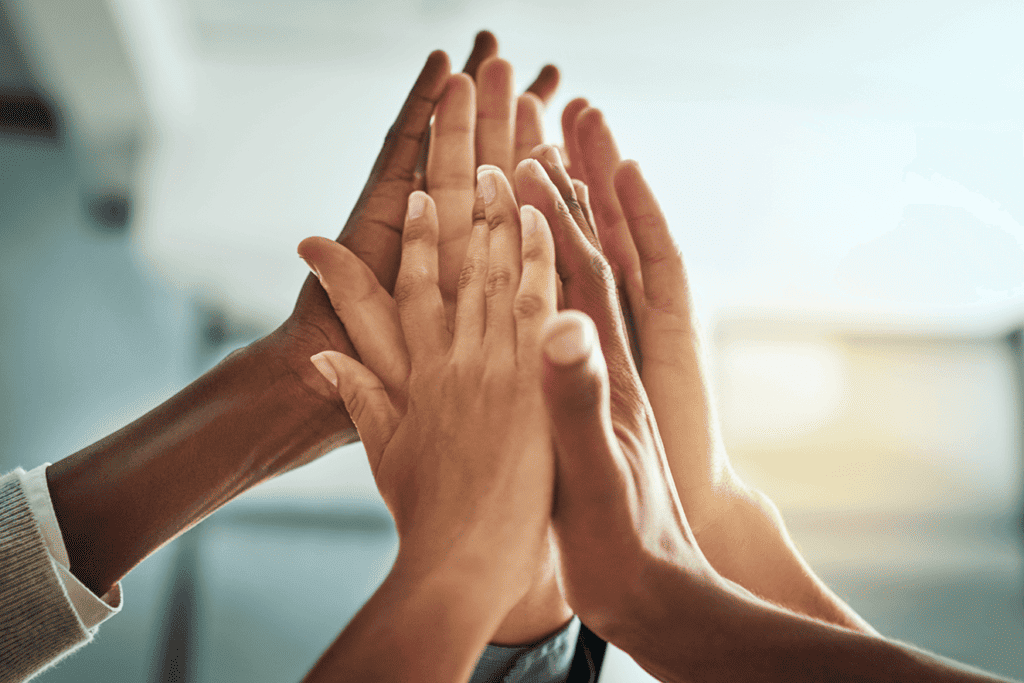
0 471 90 683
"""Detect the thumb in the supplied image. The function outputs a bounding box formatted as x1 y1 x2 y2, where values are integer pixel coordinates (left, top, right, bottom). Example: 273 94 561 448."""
541 311 620 505
310 352 398 472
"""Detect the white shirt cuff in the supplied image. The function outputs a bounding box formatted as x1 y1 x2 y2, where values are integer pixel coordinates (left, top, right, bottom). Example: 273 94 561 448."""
19 464 122 632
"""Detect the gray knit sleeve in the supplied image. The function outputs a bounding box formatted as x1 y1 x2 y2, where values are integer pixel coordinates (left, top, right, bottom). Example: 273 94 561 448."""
0 471 90 683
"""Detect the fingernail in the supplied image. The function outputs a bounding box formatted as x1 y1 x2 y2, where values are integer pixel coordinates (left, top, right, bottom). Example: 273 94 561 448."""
542 146 562 167
521 206 538 236
301 257 321 282
407 191 426 220
478 171 497 204
310 353 338 388
545 314 594 366
527 159 546 178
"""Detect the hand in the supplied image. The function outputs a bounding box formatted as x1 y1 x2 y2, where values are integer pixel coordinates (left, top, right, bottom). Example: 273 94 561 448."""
273 32 560 452
301 169 568 659
417 40 574 643
551 107 874 631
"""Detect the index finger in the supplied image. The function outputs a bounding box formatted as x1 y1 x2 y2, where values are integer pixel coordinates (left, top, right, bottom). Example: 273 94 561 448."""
338 50 451 291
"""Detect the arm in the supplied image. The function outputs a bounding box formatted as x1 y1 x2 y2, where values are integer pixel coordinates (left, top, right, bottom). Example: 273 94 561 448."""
528 156 1017 683
629 558 1017 683
302 557 509 683
45 49 453 598
42 32 560 603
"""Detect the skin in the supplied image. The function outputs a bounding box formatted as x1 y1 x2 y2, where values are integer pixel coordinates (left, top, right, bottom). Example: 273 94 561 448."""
519 110 873 632
302 183 561 681
41 34 563 637
534 158 1018 683
387 50 575 641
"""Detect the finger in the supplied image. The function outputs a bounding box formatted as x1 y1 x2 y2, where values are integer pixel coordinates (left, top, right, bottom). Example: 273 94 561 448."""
530 144 599 251
413 127 430 191
560 98 589 183
572 180 601 251
476 57 515 177
614 161 687 318
614 161 712 497
525 64 560 104
478 167 522 356
297 236 408 395
515 205 557 370
514 93 544 167
311 351 399 473
574 108 641 292
394 192 449 364
462 30 499 79
514 159 636 392
338 50 451 293
541 312 624 509
452 203 491 351
427 74 476 313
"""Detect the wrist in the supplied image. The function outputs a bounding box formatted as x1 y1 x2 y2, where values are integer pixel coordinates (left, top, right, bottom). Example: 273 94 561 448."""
601 556 736 683
306 554 509 683
47 336 351 597
491 549 574 645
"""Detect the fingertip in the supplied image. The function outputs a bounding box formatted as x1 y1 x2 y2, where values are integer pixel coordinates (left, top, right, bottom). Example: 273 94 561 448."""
310 352 339 389
526 64 560 102
444 72 475 96
576 106 604 134
543 311 596 367
516 91 544 117
426 49 451 72
562 98 589 127
519 204 543 237
478 56 514 87
406 190 428 221
463 31 498 77
296 235 346 262
474 30 498 49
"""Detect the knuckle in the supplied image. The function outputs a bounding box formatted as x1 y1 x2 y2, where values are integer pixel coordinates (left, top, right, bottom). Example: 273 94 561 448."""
485 267 513 298
402 219 433 244
555 200 575 226
458 255 486 292
513 292 547 320
393 268 431 306
587 252 615 287
486 210 512 233
520 239 546 263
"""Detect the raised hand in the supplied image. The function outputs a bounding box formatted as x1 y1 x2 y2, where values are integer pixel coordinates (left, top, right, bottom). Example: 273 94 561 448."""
300 169 571 659
273 50 450 446
519 112 874 632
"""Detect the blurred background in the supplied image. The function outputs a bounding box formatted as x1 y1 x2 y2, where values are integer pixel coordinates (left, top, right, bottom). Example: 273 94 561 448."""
1 0 1022 680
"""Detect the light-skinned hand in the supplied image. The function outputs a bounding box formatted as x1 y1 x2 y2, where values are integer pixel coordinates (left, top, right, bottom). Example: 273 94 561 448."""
519 109 874 632
300 171 566 678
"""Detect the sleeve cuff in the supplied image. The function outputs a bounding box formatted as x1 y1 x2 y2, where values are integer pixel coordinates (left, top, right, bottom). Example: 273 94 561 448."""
470 617 581 683
19 464 122 632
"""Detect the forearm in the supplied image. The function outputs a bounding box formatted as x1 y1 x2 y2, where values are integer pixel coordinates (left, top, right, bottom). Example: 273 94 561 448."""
303 557 506 683
625 566 1016 683
46 334 352 597
696 486 874 633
